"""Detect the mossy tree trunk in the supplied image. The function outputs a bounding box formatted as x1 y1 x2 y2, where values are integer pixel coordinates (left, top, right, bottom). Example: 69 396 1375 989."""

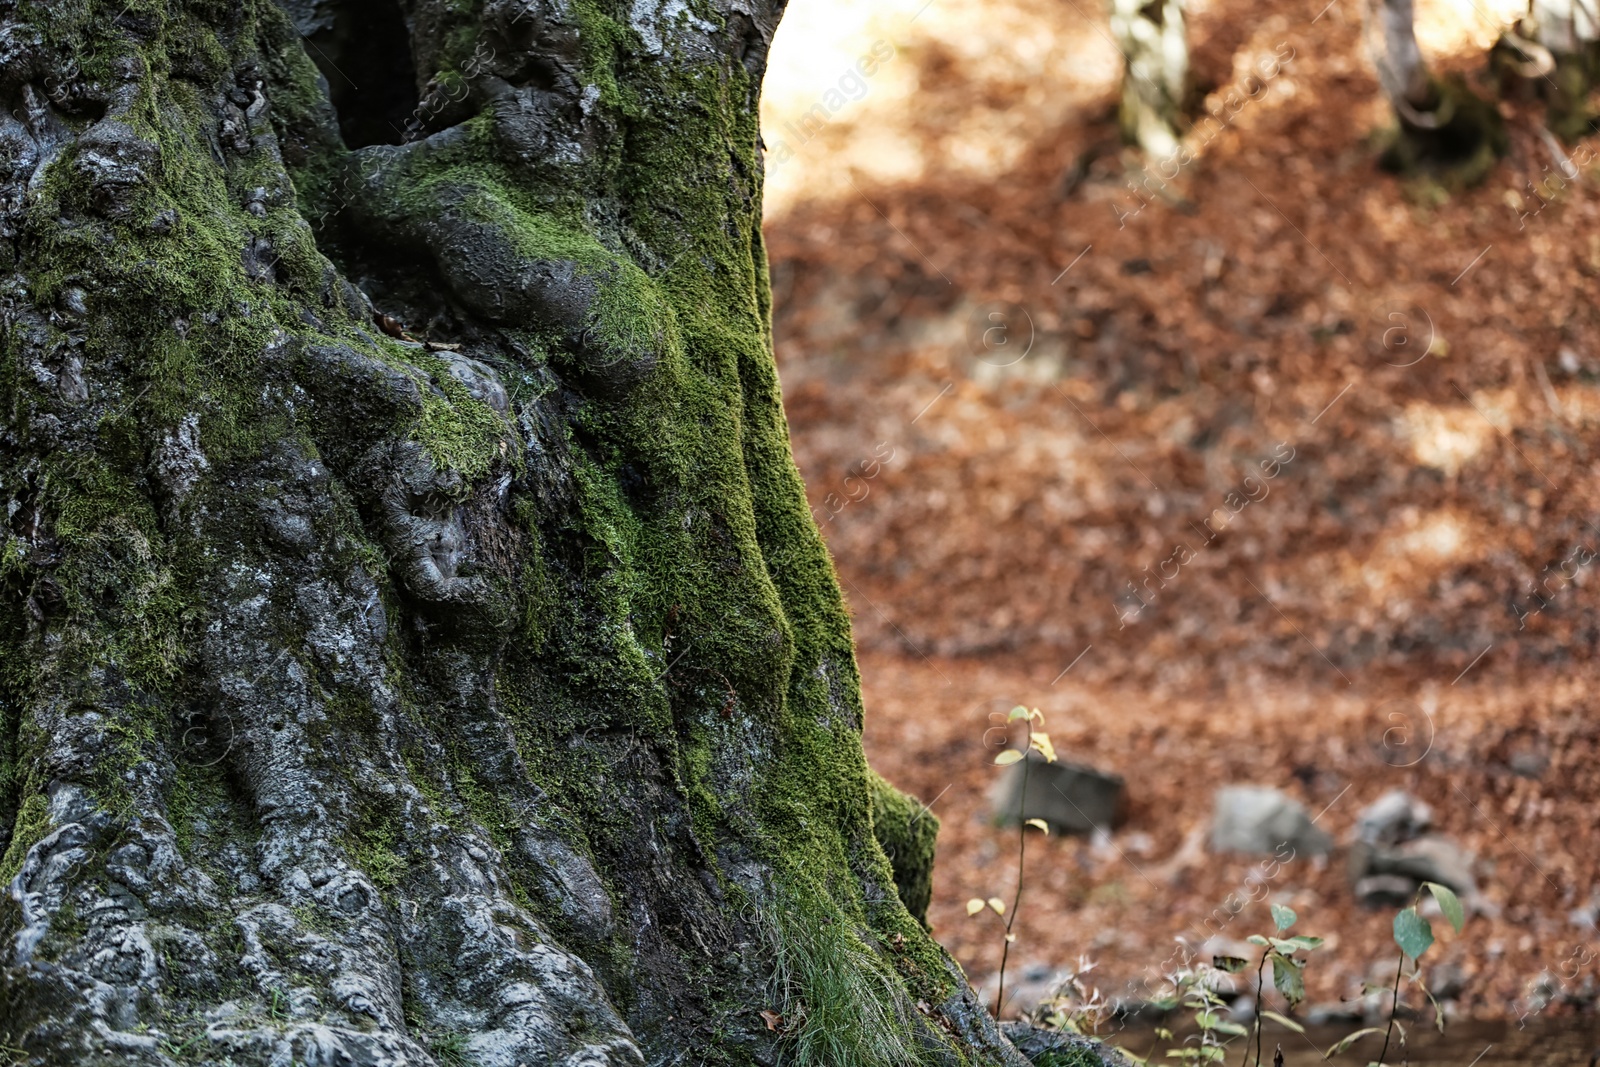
0 1 1032 1064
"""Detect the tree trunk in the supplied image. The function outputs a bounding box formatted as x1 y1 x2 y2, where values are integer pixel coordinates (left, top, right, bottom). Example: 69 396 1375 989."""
1370 0 1434 120
0 2 1042 1065
1366 0 1504 180
1500 0 1600 137
1109 0 1187 159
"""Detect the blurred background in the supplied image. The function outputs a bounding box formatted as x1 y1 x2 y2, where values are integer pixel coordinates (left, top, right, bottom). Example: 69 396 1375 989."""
757 0 1600 1051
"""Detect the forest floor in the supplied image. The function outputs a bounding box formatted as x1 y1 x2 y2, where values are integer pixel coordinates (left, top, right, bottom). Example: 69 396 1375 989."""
762 0 1600 1024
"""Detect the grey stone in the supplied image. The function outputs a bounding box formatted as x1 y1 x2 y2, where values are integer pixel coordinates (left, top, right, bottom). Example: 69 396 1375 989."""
1306 1002 1366 1026
1353 790 1432 847
1568 889 1600 929
991 753 1126 835
1210 786 1332 857
1506 742 1550 779
1354 873 1417 907
1387 834 1477 895
1430 961 1467 1000
1350 834 1477 904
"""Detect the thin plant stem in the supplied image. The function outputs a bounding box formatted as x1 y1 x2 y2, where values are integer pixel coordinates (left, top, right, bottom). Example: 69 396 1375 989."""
995 734 1031 1017
1245 953 1266 1067
1376 950 1405 1066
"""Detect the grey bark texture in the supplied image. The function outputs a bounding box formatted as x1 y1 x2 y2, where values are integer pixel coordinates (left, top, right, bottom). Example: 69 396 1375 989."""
1369 0 1435 123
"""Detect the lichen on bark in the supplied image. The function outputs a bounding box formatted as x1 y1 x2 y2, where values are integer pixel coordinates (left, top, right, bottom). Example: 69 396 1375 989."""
0 0 1065 1064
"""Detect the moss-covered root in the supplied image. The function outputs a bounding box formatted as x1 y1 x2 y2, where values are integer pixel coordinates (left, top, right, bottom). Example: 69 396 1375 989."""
1378 74 1508 186
869 769 939 928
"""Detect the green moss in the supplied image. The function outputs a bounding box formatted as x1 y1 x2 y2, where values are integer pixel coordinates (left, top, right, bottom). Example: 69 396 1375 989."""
407 348 516 480
165 760 250 866
352 833 403 890
868 771 939 929
34 897 87 962
0 793 49 885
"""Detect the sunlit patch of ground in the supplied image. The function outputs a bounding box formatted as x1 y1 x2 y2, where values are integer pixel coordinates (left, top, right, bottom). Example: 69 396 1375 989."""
759 0 1122 211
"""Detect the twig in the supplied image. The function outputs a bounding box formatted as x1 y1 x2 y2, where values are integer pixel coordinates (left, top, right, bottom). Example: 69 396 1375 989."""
1248 953 1267 1067
1377 950 1404 1065
995 745 1030 1016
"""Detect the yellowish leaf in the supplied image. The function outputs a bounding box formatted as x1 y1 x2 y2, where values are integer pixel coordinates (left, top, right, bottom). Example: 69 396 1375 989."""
1030 732 1058 763
1025 818 1050 834
994 749 1023 765
987 897 1006 915
966 898 986 916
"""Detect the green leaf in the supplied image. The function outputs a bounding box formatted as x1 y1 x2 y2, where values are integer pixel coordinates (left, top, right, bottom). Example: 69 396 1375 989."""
994 749 1023 765
1323 1027 1385 1057
1393 907 1435 960
1270 935 1325 954
1270 951 1305 1006
1271 903 1297 932
1259 1010 1305 1033
1423 881 1465 933
1246 935 1270 947
1212 1020 1249 1037
1211 955 1251 974
1008 705 1031 721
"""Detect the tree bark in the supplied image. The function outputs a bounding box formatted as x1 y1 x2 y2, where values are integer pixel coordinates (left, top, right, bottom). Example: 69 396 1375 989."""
1109 0 1187 159
1369 0 1435 122
0 1 1043 1065
1366 0 1504 179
